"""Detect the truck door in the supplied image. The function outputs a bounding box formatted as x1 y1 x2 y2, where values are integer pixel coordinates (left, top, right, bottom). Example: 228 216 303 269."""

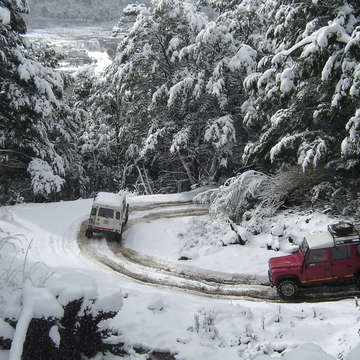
331 246 353 281
304 249 333 284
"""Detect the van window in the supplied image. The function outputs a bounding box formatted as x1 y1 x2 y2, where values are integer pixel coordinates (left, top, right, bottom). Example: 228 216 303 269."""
98 208 114 218
91 207 97 216
308 249 328 263
332 246 351 260
116 212 120 220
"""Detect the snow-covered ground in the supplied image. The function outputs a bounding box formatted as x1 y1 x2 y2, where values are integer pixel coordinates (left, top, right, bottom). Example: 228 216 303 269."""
0 191 360 359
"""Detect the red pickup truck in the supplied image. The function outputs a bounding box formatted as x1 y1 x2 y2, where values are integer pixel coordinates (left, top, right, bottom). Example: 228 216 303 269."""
268 223 360 299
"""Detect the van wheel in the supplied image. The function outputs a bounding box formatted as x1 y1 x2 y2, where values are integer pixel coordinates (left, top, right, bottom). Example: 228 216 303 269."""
85 229 92 239
277 279 299 300
107 233 116 242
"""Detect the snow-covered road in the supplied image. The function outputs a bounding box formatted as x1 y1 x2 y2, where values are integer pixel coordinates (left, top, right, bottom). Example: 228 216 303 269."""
79 201 360 303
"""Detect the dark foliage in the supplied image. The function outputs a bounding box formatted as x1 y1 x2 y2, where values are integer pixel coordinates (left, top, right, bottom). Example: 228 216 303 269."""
22 318 59 360
58 297 118 359
2 296 125 360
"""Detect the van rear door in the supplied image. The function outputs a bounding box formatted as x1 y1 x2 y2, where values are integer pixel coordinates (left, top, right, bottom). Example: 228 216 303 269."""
97 207 115 231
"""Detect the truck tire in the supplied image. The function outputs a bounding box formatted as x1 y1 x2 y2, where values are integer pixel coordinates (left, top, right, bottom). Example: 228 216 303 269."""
277 279 299 300
356 273 360 289
85 229 93 239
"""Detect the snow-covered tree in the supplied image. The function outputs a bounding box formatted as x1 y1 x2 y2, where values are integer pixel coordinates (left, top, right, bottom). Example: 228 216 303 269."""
241 0 360 174
0 0 82 203
93 0 263 192
71 69 120 195
71 0 360 202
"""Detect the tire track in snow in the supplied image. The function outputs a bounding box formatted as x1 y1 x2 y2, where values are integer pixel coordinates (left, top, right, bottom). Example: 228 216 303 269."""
78 201 360 303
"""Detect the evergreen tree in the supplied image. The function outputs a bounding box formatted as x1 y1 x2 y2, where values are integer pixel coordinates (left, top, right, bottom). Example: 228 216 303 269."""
0 0 82 203
91 0 260 192
240 0 360 174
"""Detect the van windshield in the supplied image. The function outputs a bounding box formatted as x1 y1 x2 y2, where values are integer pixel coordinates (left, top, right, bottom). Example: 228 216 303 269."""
300 238 309 256
98 208 114 218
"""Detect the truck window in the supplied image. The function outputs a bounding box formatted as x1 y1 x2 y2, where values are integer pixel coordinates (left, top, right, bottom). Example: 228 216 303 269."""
308 249 328 264
98 208 114 218
332 246 351 260
116 212 120 220
300 239 309 256
91 207 97 216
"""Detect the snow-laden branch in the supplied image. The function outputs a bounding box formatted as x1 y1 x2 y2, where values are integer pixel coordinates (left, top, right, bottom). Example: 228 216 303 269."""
9 279 63 360
272 22 351 63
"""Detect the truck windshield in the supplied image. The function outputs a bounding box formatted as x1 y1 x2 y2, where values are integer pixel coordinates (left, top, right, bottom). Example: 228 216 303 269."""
300 238 309 256
98 208 114 218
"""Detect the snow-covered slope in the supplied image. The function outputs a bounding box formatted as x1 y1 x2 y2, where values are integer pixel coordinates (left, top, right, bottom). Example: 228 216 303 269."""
0 191 360 359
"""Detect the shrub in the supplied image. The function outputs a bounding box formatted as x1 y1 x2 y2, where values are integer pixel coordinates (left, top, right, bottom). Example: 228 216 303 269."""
5 293 124 360
196 167 331 225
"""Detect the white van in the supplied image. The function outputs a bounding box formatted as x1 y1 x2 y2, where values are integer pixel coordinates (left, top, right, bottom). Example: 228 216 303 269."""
85 192 129 240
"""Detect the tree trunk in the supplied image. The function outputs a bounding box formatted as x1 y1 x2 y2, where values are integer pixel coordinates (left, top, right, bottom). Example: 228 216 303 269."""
209 154 218 182
142 165 153 194
135 165 150 195
177 152 196 186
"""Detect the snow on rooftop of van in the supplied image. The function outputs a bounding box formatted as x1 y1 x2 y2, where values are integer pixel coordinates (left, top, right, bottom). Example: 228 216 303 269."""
306 231 333 249
94 192 125 207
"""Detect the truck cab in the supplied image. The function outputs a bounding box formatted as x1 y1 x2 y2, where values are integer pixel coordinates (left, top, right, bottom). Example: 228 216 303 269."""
85 192 129 241
268 223 360 299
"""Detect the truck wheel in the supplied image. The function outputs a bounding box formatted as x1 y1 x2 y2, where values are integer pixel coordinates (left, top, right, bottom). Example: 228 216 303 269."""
277 280 299 300
85 229 92 238
356 274 360 289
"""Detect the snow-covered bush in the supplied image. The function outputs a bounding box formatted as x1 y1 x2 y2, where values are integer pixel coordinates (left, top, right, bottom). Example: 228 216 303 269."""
194 170 270 222
193 308 219 341
3 285 124 360
55 295 122 360
195 168 332 226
